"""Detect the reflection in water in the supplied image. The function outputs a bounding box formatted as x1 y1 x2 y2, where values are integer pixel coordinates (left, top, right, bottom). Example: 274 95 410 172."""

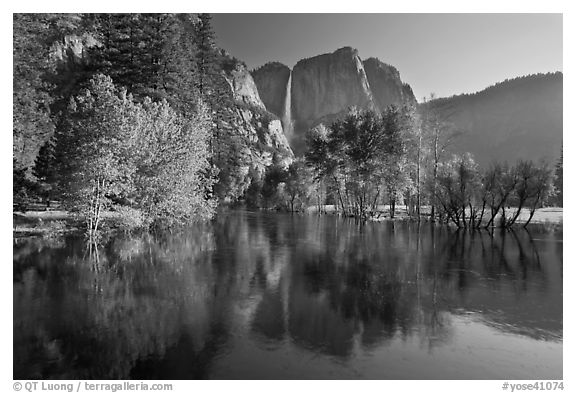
13 211 562 379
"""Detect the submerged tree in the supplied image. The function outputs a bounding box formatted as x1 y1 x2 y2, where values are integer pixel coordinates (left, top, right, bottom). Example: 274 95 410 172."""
305 107 415 219
431 153 481 228
420 97 461 221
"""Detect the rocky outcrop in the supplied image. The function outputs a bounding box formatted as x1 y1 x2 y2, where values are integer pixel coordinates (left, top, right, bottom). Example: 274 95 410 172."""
217 61 294 201
290 47 375 153
225 63 266 110
363 57 416 111
251 62 291 118
222 63 292 160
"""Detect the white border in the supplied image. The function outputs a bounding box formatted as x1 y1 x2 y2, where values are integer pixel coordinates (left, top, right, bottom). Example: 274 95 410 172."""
2 2 572 392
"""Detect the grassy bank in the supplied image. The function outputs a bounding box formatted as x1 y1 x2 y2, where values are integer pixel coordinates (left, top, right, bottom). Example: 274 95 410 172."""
13 209 119 237
13 210 76 237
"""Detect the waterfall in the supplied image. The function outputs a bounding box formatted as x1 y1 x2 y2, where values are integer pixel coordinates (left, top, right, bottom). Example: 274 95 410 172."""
282 70 293 139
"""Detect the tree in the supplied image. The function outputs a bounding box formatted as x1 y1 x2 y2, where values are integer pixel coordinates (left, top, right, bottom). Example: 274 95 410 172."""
54 75 138 235
305 107 415 219
131 98 216 226
523 163 556 227
54 74 216 234
483 162 520 228
420 96 461 221
432 153 481 228
282 159 313 212
194 14 220 97
13 14 57 170
32 138 57 208
554 150 562 207
380 105 414 218
260 163 288 209
402 105 424 217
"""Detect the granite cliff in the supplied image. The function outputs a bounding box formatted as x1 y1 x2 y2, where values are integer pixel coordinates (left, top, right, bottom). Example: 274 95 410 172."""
222 62 293 168
363 57 416 111
251 62 291 119
253 47 417 155
290 47 375 153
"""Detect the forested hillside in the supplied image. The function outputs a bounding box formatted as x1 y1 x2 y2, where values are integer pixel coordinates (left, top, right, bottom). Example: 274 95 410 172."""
423 73 562 167
13 13 292 230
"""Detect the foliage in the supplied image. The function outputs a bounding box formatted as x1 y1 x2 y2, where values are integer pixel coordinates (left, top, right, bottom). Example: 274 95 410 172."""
54 75 139 234
54 74 215 234
281 159 314 212
131 97 216 226
306 107 415 218
431 157 556 228
431 153 482 227
13 14 61 170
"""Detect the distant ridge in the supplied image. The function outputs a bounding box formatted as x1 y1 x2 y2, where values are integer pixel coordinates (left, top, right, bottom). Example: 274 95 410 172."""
423 72 563 167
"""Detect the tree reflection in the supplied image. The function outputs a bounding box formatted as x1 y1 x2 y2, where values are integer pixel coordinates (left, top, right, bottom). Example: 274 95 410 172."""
13 212 562 379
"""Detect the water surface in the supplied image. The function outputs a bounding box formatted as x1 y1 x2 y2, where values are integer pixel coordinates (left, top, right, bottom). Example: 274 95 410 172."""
13 211 563 379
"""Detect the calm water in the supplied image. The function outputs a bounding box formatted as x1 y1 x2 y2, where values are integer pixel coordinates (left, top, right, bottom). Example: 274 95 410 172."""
13 211 562 379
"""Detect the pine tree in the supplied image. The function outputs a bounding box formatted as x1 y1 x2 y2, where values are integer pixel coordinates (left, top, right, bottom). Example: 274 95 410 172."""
554 149 562 207
33 138 57 208
13 14 56 170
194 14 220 97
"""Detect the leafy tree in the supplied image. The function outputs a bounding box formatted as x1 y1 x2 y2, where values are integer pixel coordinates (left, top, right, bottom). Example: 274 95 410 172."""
432 153 481 227
282 159 313 212
523 163 556 227
380 105 414 218
305 107 415 219
54 75 138 235
131 98 216 226
260 163 288 209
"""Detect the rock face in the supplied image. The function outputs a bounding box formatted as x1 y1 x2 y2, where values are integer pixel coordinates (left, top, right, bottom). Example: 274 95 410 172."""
253 47 418 155
225 63 266 110
363 57 416 111
219 61 294 201
251 62 291 118
290 47 375 153
222 62 292 159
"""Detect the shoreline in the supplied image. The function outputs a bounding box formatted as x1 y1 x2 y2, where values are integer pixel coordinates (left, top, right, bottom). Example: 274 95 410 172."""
13 206 563 239
306 205 563 227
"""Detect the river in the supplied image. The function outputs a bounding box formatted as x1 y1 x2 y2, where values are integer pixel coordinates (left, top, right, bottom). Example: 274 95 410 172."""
13 210 562 379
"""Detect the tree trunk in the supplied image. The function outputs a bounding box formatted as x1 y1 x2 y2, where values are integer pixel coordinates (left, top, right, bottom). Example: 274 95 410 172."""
476 200 486 228
499 205 507 228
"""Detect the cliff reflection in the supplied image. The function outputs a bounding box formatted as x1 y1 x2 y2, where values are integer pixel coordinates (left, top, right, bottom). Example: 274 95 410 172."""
14 211 562 379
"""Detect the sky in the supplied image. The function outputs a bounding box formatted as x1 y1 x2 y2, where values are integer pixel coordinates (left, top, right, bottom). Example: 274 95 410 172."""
211 14 562 101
